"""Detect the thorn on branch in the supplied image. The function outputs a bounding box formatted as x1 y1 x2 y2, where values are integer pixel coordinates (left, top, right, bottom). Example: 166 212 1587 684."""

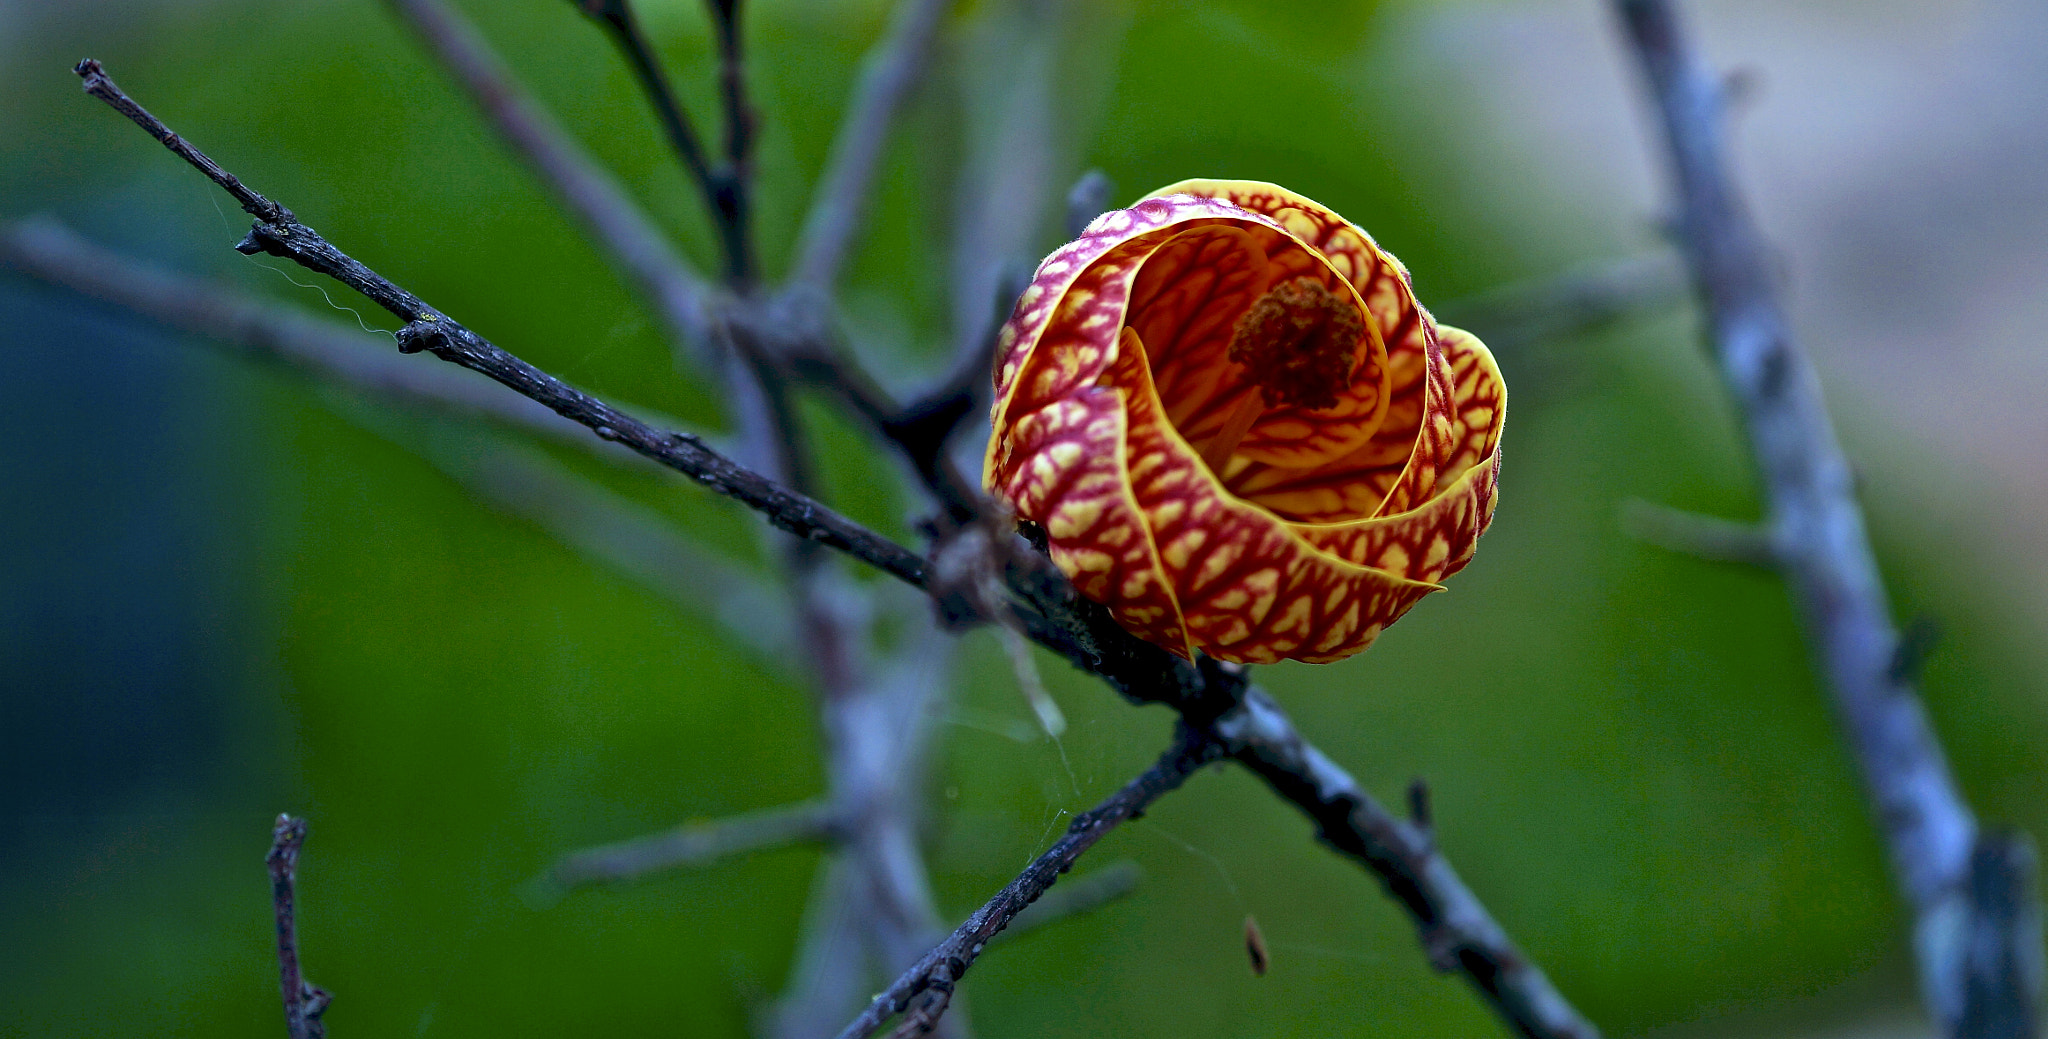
1887 614 1941 686
1420 922 1465 974
267 814 331 1039
1407 777 1434 844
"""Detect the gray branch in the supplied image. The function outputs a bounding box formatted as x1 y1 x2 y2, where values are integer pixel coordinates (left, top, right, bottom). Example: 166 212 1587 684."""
1613 3 2041 1035
790 0 956 290
0 217 653 461
1619 497 1778 567
542 799 838 892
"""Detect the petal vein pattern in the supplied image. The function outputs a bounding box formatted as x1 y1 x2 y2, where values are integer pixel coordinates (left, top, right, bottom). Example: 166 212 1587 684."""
986 180 1505 665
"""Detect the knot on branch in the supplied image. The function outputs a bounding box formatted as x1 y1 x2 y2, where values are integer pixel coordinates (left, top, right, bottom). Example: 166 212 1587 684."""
234 221 297 259
395 317 451 356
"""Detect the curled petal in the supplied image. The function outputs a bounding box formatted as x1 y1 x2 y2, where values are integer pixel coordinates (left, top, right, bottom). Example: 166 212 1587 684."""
987 180 1504 665
1112 331 1441 664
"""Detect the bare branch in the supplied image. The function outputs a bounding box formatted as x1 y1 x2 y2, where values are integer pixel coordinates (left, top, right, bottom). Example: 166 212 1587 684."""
565 0 753 284
1619 497 1779 567
386 0 715 352
1212 688 1600 1039
407 426 796 661
946 1 1065 365
993 860 1142 941
76 59 289 226
79 60 1601 1039
836 727 1224 1039
72 58 924 589
790 0 954 290
1614 3 2041 1035
0 217 664 464
541 799 837 893
704 0 758 286
267 815 331 1039
1433 251 1687 350
3 216 802 670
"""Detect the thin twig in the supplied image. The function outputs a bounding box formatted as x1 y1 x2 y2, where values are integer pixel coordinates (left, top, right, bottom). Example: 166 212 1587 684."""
1433 251 1687 351
387 0 715 353
790 0 954 290
703 0 757 285
72 58 925 589
405 424 797 663
0 216 668 464
2 217 804 669
267 814 331 1039
1614 3 2041 1036
835 726 1224 1039
543 799 838 892
569 0 753 284
1619 497 1779 567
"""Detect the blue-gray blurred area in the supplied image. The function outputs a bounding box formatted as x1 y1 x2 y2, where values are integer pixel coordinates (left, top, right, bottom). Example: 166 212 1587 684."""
0 263 236 829
3 1 2046 1038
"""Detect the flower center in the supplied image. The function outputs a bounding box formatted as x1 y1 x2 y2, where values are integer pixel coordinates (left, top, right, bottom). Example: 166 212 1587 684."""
1193 277 1364 474
1228 277 1364 410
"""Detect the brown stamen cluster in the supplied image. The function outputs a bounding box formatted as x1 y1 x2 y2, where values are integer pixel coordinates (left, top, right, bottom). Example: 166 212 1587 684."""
1226 277 1364 411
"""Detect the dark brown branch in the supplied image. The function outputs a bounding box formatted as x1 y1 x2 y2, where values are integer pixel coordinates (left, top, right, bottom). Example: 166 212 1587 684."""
388 0 714 353
993 860 1143 941
835 726 1224 1039
790 0 954 290
1614 3 2041 1036
570 0 753 284
1212 689 1597 1039
76 60 289 226
704 0 758 287
267 815 331 1039
74 60 923 590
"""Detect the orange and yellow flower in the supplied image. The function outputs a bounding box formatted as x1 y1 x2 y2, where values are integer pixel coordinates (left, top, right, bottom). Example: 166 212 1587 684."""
984 181 1504 664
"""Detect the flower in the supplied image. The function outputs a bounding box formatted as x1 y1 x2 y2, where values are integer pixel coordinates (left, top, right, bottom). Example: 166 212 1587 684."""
983 180 1504 665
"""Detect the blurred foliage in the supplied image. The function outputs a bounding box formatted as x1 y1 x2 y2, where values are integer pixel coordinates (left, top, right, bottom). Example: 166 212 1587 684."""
3 1 2045 1038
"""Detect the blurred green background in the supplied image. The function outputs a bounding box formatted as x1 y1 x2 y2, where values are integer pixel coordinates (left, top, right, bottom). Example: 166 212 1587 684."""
4 1 2045 1037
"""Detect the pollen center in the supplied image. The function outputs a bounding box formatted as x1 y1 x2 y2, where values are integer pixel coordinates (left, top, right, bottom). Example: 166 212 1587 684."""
1226 277 1364 411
